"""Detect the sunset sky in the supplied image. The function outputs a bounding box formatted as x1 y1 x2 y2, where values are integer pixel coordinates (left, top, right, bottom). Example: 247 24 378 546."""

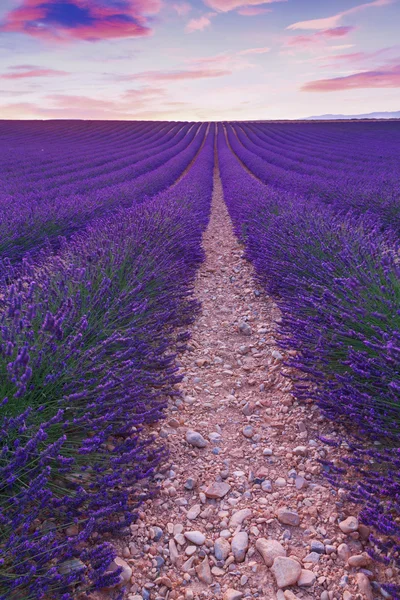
0 0 399 120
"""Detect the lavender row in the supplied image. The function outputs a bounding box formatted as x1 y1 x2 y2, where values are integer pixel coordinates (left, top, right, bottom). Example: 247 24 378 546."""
217 127 400 598
0 125 215 600
0 122 187 196
0 121 164 175
228 123 400 234
0 123 207 265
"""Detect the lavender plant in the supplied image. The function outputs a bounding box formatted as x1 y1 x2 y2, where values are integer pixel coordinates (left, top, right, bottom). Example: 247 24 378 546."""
218 124 400 597
0 124 215 599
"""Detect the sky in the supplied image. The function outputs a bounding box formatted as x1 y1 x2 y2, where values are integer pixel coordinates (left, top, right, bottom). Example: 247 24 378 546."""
0 0 399 120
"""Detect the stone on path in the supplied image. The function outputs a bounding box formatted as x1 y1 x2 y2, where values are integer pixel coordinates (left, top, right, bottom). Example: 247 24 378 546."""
184 531 205 545
229 508 252 529
256 538 286 567
348 553 370 567
277 508 300 527
356 573 374 600
337 543 350 562
238 321 252 336
284 592 301 600
298 569 316 587
270 556 302 588
231 531 249 563
338 516 358 534
223 589 243 600
214 537 231 561
187 504 201 520
168 539 179 564
195 556 213 584
186 430 208 448
205 481 231 499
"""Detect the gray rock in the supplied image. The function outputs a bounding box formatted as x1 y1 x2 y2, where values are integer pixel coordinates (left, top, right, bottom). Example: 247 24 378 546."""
229 508 252 529
277 508 300 527
242 402 254 416
293 446 307 456
310 540 325 554
270 556 302 588
337 543 350 562
338 516 358 534
187 504 201 520
214 537 231 561
256 538 286 567
356 573 373 600
184 477 197 490
168 539 179 564
298 569 316 587
223 589 243 600
184 531 205 545
186 430 208 448
195 556 213 584
303 552 320 564
295 476 307 490
231 531 248 563
205 481 231 499
182 556 196 573
275 477 286 488
261 480 272 492
238 322 252 336
151 526 163 542
242 425 254 438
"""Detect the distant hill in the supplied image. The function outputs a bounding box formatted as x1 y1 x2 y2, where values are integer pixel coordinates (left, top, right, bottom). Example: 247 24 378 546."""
306 111 400 120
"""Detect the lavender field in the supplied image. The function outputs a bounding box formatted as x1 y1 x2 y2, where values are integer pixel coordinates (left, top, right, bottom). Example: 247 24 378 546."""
0 120 399 600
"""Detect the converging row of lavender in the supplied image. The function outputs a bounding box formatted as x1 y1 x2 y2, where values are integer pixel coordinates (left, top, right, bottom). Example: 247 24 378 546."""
0 122 215 599
218 122 400 599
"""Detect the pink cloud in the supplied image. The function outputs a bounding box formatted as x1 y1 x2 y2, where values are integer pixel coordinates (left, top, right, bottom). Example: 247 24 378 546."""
302 61 400 91
288 0 392 31
173 2 192 16
318 46 400 68
0 96 190 121
185 13 216 32
238 46 270 55
287 26 355 48
204 0 286 12
1 67 69 79
0 0 162 42
237 7 272 15
124 68 232 82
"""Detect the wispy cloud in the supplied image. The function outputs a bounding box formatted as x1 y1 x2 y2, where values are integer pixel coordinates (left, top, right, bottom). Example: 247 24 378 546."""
238 46 270 55
186 13 216 32
286 26 356 48
0 65 70 79
122 68 232 82
302 61 400 91
0 0 162 42
204 0 286 13
288 0 392 31
237 7 272 16
173 2 192 16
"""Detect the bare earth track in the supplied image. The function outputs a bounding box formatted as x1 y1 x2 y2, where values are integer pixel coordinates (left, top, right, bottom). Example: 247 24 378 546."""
109 164 390 600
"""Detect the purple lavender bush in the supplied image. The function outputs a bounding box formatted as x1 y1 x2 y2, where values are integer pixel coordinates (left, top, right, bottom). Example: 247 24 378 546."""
0 121 207 265
218 124 400 598
0 124 215 599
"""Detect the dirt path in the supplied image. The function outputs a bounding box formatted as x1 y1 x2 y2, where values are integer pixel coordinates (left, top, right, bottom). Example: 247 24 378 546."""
118 164 380 600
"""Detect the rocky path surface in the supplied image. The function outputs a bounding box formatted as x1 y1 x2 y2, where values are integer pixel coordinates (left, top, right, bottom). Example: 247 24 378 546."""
115 165 385 600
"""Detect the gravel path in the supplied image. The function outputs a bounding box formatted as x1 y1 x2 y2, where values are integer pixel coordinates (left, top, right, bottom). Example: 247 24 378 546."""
112 163 383 600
